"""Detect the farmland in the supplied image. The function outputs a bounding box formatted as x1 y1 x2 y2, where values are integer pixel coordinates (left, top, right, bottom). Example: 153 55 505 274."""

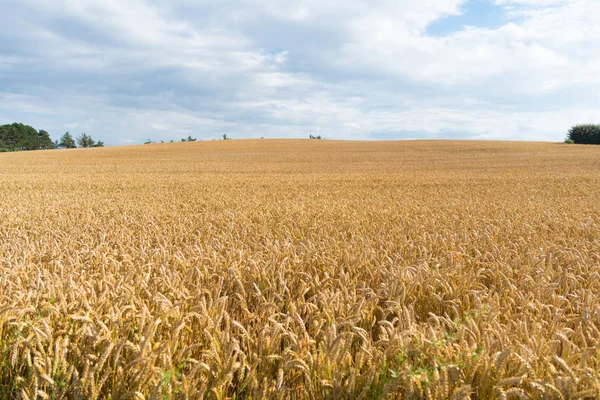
1 140 599 399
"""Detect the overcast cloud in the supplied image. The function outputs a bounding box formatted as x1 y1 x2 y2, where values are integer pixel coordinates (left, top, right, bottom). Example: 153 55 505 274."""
1 0 598 145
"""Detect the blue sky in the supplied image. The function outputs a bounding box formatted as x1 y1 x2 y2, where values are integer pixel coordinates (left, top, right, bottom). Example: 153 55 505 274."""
1 0 599 145
427 0 508 36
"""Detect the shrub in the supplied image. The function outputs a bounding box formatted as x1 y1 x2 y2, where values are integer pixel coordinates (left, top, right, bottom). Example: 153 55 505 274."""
564 139 575 144
567 124 600 144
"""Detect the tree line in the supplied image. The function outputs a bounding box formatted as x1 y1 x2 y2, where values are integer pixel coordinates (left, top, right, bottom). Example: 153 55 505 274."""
0 123 104 152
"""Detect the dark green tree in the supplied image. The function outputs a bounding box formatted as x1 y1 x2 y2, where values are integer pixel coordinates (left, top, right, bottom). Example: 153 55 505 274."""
38 130 55 150
93 141 104 147
20 124 40 150
59 132 77 149
0 123 43 151
0 124 19 150
76 133 95 148
567 124 600 144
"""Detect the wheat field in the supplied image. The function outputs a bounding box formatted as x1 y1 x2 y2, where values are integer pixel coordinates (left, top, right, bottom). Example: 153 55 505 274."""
0 140 599 399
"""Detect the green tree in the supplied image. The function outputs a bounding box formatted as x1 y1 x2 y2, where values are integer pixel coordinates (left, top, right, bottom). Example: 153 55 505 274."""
567 124 600 144
38 130 55 150
0 123 43 151
93 141 104 147
0 124 19 150
0 123 60 151
59 132 77 149
20 124 40 150
76 133 95 148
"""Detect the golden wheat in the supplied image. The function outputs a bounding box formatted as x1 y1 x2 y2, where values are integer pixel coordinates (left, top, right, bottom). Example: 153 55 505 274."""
1 140 599 399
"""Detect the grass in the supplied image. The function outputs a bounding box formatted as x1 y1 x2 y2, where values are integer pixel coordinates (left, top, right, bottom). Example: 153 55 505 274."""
0 139 599 398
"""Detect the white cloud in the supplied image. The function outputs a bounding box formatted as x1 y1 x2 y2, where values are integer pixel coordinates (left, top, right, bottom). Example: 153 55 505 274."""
340 1 599 92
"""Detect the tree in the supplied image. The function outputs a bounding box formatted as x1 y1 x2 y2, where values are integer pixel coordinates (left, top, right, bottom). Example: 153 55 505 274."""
76 133 95 148
567 124 600 144
20 124 40 150
187 136 197 142
38 130 54 150
0 123 55 151
93 141 104 147
0 123 62 151
59 132 76 149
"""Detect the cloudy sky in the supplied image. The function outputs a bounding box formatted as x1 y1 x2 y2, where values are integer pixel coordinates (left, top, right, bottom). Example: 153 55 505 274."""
1 0 599 145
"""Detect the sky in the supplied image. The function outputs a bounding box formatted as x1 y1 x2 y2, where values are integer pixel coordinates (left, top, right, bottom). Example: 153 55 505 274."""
1 0 599 146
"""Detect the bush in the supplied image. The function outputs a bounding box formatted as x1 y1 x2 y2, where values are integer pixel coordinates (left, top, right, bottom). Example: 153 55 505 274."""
564 139 575 144
567 124 600 144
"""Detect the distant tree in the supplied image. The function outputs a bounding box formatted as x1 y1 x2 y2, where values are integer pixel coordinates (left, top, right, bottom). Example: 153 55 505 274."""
187 136 197 142
567 124 600 144
20 125 40 150
0 124 17 150
38 130 54 150
0 123 38 150
222 133 230 140
0 123 59 151
93 141 104 147
59 132 77 149
76 133 95 148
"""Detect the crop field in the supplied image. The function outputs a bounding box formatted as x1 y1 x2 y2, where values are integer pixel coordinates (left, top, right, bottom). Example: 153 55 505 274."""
1 140 600 399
